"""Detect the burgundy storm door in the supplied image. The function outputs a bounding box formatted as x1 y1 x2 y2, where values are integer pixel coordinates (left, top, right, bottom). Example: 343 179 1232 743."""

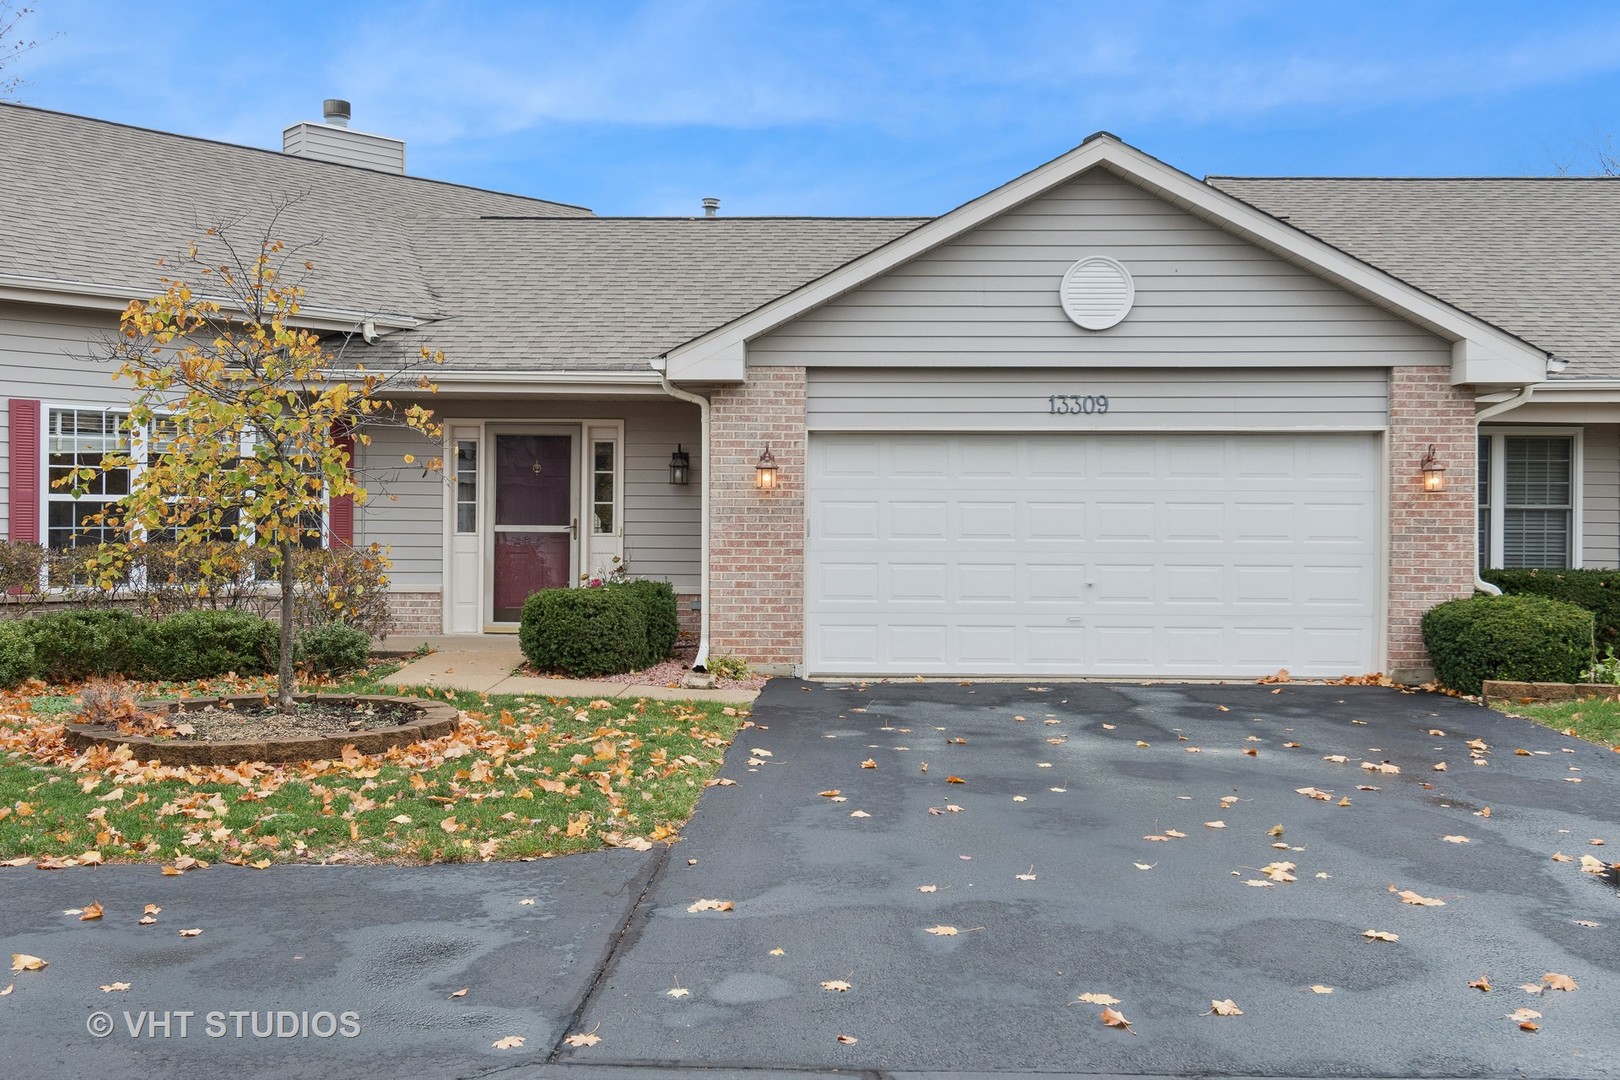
490 430 577 623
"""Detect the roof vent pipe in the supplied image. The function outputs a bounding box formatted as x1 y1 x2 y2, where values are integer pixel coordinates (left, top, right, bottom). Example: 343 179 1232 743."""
323 99 352 128
702 197 719 218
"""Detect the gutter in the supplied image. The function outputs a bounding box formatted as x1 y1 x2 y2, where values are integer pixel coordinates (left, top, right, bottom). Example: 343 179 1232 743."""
652 357 711 673
1472 383 1539 595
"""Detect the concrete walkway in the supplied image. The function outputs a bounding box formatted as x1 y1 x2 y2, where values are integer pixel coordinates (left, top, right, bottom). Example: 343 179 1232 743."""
376 634 760 704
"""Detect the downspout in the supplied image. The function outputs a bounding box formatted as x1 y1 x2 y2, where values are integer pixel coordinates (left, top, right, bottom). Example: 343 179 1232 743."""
1472 383 1538 595
654 358 712 672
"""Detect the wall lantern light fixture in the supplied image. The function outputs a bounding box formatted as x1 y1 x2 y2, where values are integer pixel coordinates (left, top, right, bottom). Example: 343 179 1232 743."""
755 445 779 491
668 444 690 486
1419 444 1446 492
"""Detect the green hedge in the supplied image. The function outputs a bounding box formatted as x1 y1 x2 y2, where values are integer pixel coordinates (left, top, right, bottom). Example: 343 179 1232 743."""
520 588 650 678
613 580 679 664
0 609 282 688
1422 593 1594 695
295 622 372 677
1482 568 1620 654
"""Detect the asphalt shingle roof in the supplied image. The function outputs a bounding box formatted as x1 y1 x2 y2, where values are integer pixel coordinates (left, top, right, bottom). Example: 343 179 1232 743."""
401 216 927 370
1207 176 1620 379
0 104 591 321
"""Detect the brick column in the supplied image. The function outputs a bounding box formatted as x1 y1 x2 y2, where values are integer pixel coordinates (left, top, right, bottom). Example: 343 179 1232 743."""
1388 366 1477 682
708 367 806 673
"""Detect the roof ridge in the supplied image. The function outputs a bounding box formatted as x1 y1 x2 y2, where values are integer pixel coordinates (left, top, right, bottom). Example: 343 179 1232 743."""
1209 174 1620 183
0 101 593 214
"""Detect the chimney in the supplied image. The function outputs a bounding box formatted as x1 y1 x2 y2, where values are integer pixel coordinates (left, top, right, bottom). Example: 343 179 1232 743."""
702 197 720 218
283 99 406 174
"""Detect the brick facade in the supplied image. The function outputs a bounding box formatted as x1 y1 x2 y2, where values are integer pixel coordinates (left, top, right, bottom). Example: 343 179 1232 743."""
707 367 806 672
385 591 443 636
1387 366 1478 681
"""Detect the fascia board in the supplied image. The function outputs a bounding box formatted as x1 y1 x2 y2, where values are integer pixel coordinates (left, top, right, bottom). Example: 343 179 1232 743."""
664 135 1547 386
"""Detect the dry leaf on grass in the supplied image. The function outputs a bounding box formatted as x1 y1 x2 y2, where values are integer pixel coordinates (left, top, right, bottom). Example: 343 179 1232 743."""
687 899 734 913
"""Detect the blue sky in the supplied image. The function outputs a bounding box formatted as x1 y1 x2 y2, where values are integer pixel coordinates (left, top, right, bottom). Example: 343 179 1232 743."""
11 1 1620 215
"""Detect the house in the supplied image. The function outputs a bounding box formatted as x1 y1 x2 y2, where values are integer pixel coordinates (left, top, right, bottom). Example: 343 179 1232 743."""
2 101 1610 683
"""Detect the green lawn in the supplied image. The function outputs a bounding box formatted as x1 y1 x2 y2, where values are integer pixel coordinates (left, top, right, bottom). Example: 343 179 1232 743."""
0 667 746 866
1493 697 1620 748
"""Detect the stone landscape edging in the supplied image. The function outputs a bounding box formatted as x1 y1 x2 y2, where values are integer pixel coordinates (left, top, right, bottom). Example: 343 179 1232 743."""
1481 679 1620 707
62 694 461 766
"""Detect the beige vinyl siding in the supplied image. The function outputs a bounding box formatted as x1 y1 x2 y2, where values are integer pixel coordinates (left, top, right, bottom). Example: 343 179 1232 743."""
361 397 701 593
751 169 1451 369
807 367 1389 433
1583 423 1620 568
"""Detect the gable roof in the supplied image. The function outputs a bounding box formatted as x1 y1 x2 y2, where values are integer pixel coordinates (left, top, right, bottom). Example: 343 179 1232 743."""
401 216 928 371
1206 176 1620 380
663 133 1551 386
0 103 591 324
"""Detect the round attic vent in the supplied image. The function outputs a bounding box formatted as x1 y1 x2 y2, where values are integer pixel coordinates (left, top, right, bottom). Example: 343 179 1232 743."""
1059 256 1135 330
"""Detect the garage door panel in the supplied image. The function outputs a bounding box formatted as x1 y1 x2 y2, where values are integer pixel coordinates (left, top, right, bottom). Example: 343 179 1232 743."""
808 432 1379 677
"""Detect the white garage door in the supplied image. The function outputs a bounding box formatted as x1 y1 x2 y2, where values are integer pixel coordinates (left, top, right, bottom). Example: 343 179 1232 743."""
807 432 1381 678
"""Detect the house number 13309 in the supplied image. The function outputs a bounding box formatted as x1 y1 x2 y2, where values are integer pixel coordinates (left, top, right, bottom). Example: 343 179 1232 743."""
1047 394 1110 415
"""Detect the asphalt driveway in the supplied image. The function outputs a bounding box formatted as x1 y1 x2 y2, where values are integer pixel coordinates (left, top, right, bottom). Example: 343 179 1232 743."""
3 680 1616 1079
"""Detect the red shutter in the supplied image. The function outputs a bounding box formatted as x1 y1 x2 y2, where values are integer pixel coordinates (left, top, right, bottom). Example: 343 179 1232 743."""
328 421 355 547
9 399 41 543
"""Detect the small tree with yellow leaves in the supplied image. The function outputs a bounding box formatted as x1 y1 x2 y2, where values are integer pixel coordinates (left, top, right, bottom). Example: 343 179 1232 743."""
67 215 443 710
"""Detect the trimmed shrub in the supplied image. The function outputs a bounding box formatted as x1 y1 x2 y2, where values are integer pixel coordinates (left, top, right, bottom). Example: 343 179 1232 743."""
0 621 36 688
24 610 152 683
1422 593 1594 695
145 610 276 680
296 622 372 677
293 545 394 640
520 587 651 678
613 579 679 662
1482 568 1620 654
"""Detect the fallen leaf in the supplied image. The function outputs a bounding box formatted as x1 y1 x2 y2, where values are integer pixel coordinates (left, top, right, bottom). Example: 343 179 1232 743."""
1573 920 1601 928
1136 741 1151 748
1592 838 1607 846
160 866 183 876
1579 855 1608 873
769 947 785 956
821 980 852 992
1164 829 1187 838
178 928 203 938
449 988 468 998
1515 748 1532 756
917 884 938 893
1268 824 1285 837
1520 982 1546 995
687 899 734 913
1361 761 1400 775
1133 863 1154 871
0 983 10 996
1363 930 1399 942
439 816 459 834
1542 972 1578 992
1468 738 1489 752
1296 787 1333 801
494 1035 527 1049
248 859 272 870
1469 976 1492 992
1551 851 1573 862
1309 985 1334 994
1100 1007 1135 1032
1244 880 1274 887
563 1031 599 1048
79 851 103 866
1432 762 1448 771
1075 992 1122 1005
860 759 877 769
1507 1008 1541 1024
1015 867 1038 881
1204 998 1244 1016
519 898 535 906
1322 755 1349 764
79 901 103 922
925 925 959 936
1397 889 1446 907
1442 835 1470 844
836 1034 858 1045
849 810 870 818
946 776 966 784
1204 821 1226 829
818 790 842 798
666 987 690 998
1183 746 1202 754
10 954 46 971
100 981 130 993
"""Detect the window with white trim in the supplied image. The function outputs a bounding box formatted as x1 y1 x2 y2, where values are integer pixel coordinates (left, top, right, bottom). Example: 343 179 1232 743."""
1478 431 1578 569
45 407 130 550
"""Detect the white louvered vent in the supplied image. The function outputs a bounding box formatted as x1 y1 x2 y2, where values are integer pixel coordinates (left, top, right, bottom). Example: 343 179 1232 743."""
1059 256 1135 331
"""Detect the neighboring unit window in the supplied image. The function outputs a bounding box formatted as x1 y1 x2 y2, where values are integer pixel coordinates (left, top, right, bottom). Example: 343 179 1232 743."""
592 440 614 534
45 407 129 549
455 439 477 534
1479 433 1575 570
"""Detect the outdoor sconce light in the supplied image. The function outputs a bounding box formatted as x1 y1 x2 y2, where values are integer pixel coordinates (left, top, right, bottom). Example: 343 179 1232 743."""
668 444 690 486
1420 444 1446 492
755 445 779 491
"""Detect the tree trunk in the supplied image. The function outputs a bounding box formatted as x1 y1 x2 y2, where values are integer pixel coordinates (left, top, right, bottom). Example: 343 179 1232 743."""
278 538 296 713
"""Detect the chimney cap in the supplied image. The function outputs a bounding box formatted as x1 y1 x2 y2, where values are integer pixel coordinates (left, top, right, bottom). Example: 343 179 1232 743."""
323 99 352 128
701 196 720 217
